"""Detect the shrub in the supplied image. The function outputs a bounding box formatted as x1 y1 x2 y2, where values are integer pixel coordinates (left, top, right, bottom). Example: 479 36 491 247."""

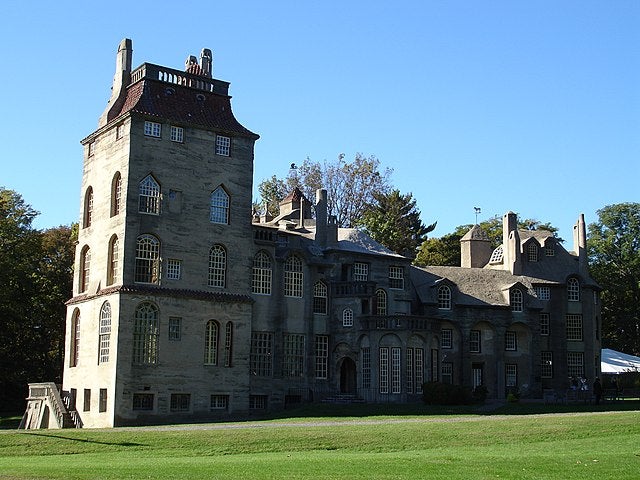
422 382 473 405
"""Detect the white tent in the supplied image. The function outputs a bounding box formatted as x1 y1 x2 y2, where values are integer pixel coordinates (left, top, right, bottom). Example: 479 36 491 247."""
601 348 640 374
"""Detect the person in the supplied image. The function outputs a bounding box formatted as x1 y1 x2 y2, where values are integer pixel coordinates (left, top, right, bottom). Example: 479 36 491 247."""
593 377 603 405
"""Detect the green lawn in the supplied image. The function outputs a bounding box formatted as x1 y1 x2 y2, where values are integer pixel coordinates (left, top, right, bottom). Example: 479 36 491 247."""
1 409 639 479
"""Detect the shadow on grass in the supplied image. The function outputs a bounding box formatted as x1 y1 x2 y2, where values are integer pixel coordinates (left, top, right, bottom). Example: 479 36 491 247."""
22 431 144 446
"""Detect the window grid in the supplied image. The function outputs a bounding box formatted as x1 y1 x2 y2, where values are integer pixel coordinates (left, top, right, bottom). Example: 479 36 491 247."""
208 245 226 288
567 352 584 378
470 330 481 353
315 335 329 379
545 245 555 256
170 394 190 412
541 351 553 378
388 266 404 289
313 282 328 314
505 331 517 351
210 395 229 410
284 256 303 297
567 278 580 301
210 187 229 224
283 334 305 377
112 173 122 216
216 135 230 156
438 286 451 310
536 286 550 301
144 121 161 137
167 259 181 280
224 322 233 367
135 235 160 284
139 175 161 214
132 303 159 365
252 252 272 295
170 125 184 143
527 243 538 262
441 329 453 349
414 348 424 394
353 262 368 281
204 320 219 365
132 393 154 410
99 302 111 364
510 289 523 312
249 395 267 410
168 317 181 341
441 362 453 384
540 313 550 336
108 236 119 285
375 289 387 316
505 364 517 387
361 347 371 389
250 332 273 377
566 314 583 341
379 347 389 394
80 247 90 293
342 308 354 327
391 347 401 394
406 349 414 394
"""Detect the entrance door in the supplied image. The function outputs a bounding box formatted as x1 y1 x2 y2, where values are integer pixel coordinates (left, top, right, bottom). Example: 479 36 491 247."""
472 363 484 388
340 357 357 394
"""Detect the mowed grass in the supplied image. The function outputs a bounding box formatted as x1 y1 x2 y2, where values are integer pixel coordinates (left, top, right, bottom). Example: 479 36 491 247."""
0 411 639 479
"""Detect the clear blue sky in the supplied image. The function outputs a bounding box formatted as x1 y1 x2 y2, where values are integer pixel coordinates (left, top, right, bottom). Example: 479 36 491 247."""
1 1 638 244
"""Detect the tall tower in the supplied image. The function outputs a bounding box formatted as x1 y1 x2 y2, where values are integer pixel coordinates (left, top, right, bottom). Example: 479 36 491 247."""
63 39 259 427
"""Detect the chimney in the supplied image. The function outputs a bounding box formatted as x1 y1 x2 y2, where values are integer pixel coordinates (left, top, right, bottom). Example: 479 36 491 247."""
98 38 133 128
315 189 328 248
502 211 521 274
573 214 587 274
200 48 212 78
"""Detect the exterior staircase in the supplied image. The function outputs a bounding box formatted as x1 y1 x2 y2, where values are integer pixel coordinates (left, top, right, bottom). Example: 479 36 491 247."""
19 383 82 429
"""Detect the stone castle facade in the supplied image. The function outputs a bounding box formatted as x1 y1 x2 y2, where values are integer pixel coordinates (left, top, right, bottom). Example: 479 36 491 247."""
25 40 602 428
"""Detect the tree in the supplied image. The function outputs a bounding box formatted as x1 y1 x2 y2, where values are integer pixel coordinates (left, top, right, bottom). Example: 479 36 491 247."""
357 190 436 258
588 203 640 355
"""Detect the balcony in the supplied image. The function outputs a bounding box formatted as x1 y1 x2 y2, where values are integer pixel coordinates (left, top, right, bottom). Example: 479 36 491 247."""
359 315 430 331
331 281 376 298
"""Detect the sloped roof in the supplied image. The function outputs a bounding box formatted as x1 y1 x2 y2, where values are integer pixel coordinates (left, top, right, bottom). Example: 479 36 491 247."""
333 228 406 259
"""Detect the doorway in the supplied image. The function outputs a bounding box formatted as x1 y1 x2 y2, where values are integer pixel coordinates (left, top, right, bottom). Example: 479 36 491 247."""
340 357 357 394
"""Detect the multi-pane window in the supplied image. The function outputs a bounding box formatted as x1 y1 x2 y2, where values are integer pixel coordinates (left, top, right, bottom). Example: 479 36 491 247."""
313 282 328 314
540 313 550 336
353 262 369 281
250 332 273 377
441 362 453 384
144 121 161 137
541 351 553 378
170 125 184 143
132 302 159 365
108 235 119 285
132 393 154 410
166 259 181 280
505 331 517 351
567 278 580 302
505 364 517 387
283 334 305 377
99 389 107 413
215 135 230 156
70 310 80 367
210 395 229 411
80 246 90 293
135 235 160 284
535 286 550 300
170 394 190 412
361 347 371 389
406 348 424 394
249 395 267 410
83 187 93 228
342 308 354 327
375 289 387 316
99 302 111 364
391 347 401 394
208 245 226 288
168 317 181 341
510 289 523 312
111 173 122 217
210 187 229 224
566 314 583 341
438 286 451 310
489 245 503 264
545 244 555 256
379 347 389 394
284 255 303 297
252 251 272 294
567 352 584 377
204 320 219 365
527 243 538 262
388 266 404 289
224 322 233 367
441 329 453 349
315 335 329 379
139 175 161 214
470 330 481 353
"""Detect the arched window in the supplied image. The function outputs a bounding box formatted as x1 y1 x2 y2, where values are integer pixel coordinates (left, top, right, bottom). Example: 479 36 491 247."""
527 242 538 262
252 251 272 294
210 186 229 224
99 302 111 364
511 288 523 312
208 245 226 287
135 235 160 284
375 289 387 316
70 309 80 367
342 308 354 327
80 246 90 293
111 172 122 217
567 278 580 302
438 286 451 310
224 322 233 367
83 187 93 228
284 255 304 297
133 302 159 365
313 281 328 314
139 174 160 214
204 320 219 365
107 235 119 286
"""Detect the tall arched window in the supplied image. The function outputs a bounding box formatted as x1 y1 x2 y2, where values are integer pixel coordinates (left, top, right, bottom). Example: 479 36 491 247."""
83 187 93 228
252 251 272 295
111 172 122 216
133 302 159 365
210 186 229 224
284 255 303 297
99 302 111 364
342 308 354 327
511 288 523 312
567 277 580 301
107 235 119 286
135 235 160 284
70 309 80 367
208 245 227 288
204 320 219 365
139 174 160 214
80 246 91 293
438 286 451 310
375 289 387 316
313 281 328 314
224 322 233 367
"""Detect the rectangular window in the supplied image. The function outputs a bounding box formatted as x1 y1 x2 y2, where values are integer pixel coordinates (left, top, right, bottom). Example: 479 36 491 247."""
170 393 191 412
505 331 517 351
210 395 229 411
88 141 95 156
249 395 267 410
116 124 124 140
169 317 182 341
470 330 481 353
441 362 453 384
166 259 181 280
99 388 107 413
361 347 371 389
540 313 550 336
353 262 369 281
83 389 91 412
250 332 273 377
441 329 453 349
505 364 517 387
315 335 329 379
170 125 184 143
388 266 404 289
567 352 584 378
144 121 161 138
379 347 389 394
133 393 154 411
535 286 550 301
406 347 424 394
391 347 401 394
566 314 583 341
283 334 305 377
215 135 230 156
406 349 414 394
541 351 553 378
545 245 555 256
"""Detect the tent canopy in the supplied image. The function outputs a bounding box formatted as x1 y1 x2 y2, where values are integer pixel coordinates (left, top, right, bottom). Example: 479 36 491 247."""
601 348 640 374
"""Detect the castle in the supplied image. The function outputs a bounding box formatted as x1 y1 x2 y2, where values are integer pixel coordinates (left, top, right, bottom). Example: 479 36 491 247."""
23 40 601 428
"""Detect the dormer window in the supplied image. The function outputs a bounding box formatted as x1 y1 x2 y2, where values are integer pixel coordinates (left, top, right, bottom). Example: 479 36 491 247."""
438 286 451 310
545 243 555 256
527 243 538 262
510 288 523 312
